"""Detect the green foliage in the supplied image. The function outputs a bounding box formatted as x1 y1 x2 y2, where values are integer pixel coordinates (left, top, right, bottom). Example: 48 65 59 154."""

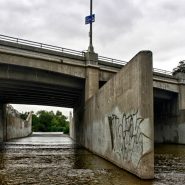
173 60 185 75
20 112 29 120
20 110 70 134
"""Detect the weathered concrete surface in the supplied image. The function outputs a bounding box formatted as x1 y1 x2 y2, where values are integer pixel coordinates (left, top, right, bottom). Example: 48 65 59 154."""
5 105 32 140
154 82 185 144
179 84 185 110
85 66 99 101
73 51 154 179
154 108 185 144
153 76 179 93
0 104 3 142
0 104 6 142
0 104 7 143
155 120 185 144
0 42 120 82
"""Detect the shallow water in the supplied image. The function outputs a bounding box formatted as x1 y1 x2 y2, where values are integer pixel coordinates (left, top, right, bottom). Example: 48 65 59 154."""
0 133 185 185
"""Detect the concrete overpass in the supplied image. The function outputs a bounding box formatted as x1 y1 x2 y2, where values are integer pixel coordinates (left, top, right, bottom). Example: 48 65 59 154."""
0 35 180 105
0 34 185 179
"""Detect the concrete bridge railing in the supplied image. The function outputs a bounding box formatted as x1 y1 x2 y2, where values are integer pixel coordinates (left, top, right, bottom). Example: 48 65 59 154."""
0 34 174 76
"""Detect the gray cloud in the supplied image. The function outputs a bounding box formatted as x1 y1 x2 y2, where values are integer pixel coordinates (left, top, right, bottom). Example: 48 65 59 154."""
1 0 185 112
0 0 185 70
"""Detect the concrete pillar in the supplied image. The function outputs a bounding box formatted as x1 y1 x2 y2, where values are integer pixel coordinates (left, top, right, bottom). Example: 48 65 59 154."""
85 51 99 101
85 51 98 65
178 85 185 131
69 111 73 138
173 72 185 110
179 85 185 110
176 74 185 131
0 104 6 142
85 67 99 101
0 104 3 142
172 73 185 144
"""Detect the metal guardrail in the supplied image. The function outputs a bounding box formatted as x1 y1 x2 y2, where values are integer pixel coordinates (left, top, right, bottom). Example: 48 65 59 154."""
0 34 85 57
0 34 173 76
153 68 173 76
98 55 127 65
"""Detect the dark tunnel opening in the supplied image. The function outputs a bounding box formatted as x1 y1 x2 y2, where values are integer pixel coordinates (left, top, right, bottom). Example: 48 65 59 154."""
154 88 179 143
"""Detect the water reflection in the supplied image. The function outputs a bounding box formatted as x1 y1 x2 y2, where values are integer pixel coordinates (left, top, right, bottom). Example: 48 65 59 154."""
72 148 153 185
155 144 185 185
0 134 185 184
0 142 5 185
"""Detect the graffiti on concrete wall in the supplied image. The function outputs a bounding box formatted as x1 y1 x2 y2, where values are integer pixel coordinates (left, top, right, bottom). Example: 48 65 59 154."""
108 110 148 167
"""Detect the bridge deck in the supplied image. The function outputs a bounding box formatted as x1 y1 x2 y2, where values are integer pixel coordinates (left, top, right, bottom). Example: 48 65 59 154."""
0 34 174 77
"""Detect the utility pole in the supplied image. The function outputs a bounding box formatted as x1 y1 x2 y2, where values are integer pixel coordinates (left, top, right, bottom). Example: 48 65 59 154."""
88 0 94 53
85 0 97 65
84 0 98 101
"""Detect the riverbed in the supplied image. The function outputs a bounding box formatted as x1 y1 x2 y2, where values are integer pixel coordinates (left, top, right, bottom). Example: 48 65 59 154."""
0 133 184 185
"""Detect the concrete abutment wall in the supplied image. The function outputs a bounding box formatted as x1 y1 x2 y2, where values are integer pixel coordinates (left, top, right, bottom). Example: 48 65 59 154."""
0 105 32 141
154 84 185 144
6 105 32 140
72 51 154 179
0 104 6 143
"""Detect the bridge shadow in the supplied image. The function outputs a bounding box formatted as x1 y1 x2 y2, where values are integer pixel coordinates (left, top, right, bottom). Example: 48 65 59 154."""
154 88 179 144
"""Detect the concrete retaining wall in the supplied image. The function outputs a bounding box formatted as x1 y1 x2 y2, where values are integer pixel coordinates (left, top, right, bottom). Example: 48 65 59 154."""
155 109 185 144
155 121 185 144
0 104 5 143
154 84 185 144
154 116 178 143
73 51 154 179
6 105 32 140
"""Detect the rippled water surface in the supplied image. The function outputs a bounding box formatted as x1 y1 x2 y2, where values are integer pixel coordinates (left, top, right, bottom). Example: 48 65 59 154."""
0 133 185 185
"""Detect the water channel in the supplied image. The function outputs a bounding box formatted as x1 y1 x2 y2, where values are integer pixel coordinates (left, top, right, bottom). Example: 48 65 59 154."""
0 133 185 185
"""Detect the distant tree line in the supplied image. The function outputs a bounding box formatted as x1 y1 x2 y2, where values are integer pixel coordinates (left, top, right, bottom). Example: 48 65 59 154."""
20 110 69 134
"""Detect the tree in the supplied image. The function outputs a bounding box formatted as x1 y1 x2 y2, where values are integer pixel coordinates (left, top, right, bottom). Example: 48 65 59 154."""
20 112 29 120
173 60 185 75
21 110 69 134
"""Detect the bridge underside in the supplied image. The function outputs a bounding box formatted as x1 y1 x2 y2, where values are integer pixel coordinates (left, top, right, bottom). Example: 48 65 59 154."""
0 80 83 108
0 63 85 108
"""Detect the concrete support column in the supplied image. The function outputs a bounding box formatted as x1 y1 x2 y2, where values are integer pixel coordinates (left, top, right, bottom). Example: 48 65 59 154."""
69 111 73 138
179 85 185 110
85 66 99 101
174 72 185 110
176 76 185 125
0 104 6 142
0 104 3 142
171 74 185 144
178 85 185 133
85 51 99 101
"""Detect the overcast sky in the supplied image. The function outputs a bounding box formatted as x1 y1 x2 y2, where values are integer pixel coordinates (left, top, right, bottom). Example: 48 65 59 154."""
1 0 185 115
